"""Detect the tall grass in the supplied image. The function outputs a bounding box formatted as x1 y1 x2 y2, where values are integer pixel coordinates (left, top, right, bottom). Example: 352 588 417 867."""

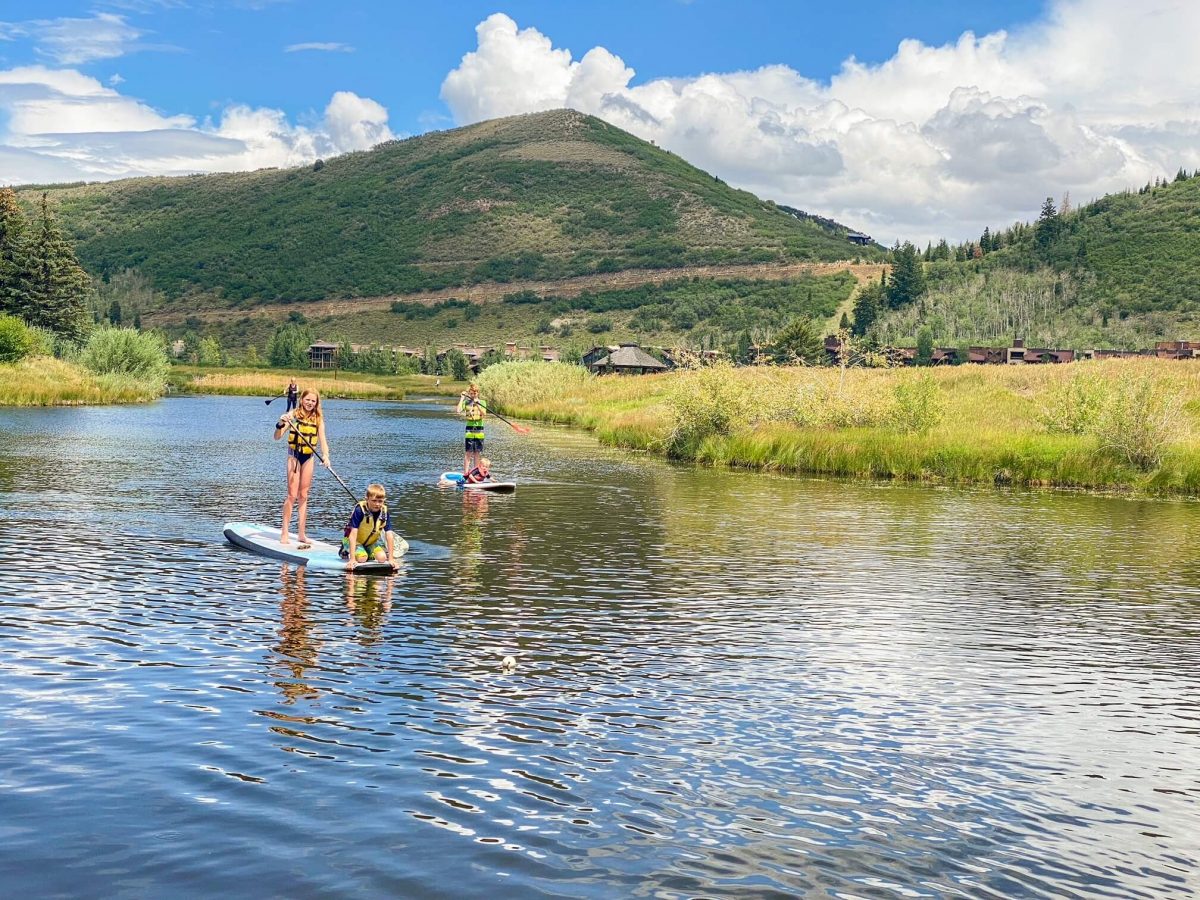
185 371 401 400
0 356 166 405
483 357 1200 495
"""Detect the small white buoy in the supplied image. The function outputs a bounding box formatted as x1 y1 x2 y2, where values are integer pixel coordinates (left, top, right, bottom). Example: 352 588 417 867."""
501 655 517 672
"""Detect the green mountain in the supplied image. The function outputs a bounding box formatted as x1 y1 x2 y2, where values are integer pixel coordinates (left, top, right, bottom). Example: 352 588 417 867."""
23 109 881 308
874 172 1200 349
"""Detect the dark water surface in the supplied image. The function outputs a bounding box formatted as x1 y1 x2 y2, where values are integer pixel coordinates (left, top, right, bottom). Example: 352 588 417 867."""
1 395 1198 898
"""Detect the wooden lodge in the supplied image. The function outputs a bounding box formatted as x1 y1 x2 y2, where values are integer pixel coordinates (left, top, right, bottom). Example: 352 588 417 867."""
588 343 669 375
307 341 339 369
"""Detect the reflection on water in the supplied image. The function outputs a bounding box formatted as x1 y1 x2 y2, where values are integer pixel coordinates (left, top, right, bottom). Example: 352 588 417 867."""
0 396 1198 898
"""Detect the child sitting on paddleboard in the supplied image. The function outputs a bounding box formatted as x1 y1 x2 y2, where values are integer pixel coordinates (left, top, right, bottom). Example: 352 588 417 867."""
464 458 493 484
340 483 399 570
457 382 487 474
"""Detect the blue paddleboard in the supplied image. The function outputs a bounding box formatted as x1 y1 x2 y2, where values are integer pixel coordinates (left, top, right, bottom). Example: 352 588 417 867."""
223 521 407 572
439 472 516 492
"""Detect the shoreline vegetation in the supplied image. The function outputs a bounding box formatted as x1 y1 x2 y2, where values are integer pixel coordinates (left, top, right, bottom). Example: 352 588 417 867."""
0 358 459 407
0 356 168 406
478 358 1200 497
8 354 1200 497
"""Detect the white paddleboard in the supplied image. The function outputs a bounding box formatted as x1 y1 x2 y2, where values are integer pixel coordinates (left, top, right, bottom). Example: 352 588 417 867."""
439 472 516 492
223 521 407 572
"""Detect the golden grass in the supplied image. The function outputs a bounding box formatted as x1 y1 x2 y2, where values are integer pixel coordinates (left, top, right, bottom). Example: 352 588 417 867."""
482 358 1200 495
0 356 166 406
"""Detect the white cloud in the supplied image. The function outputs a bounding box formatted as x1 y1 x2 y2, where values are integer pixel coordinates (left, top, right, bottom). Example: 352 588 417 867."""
0 66 396 184
441 2 1200 244
285 42 355 53
33 13 145 65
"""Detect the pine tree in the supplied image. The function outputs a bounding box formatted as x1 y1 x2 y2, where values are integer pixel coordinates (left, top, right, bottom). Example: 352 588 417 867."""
886 242 926 308
851 279 883 336
0 188 34 323
26 193 89 341
1034 196 1061 255
980 227 992 253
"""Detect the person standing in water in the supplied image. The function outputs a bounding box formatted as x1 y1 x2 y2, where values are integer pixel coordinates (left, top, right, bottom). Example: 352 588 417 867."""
285 378 299 411
457 382 487 475
274 388 330 549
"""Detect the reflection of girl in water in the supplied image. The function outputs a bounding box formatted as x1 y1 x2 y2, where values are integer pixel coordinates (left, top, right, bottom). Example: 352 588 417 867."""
276 564 320 703
451 490 488 595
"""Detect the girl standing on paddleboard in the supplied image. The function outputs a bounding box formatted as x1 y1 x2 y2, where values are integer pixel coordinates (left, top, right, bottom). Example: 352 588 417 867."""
457 382 487 475
274 388 330 549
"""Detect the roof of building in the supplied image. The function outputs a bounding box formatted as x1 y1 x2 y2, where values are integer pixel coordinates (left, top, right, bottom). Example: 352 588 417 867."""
592 344 668 370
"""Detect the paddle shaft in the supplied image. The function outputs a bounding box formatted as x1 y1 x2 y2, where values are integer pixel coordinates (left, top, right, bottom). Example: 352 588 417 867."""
461 394 530 434
265 393 286 405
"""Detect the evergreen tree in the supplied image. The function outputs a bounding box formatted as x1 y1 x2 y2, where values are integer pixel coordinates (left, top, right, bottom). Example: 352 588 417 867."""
1034 196 1061 255
852 276 884 336
768 316 824 365
886 242 926 308
980 227 992 253
26 194 89 341
0 188 33 323
838 311 851 332
108 300 122 325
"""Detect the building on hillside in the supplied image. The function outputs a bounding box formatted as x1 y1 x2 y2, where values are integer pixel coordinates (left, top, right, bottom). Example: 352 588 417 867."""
589 343 669 375
847 232 872 246
308 341 339 369
1155 340 1200 359
539 345 561 362
583 345 618 368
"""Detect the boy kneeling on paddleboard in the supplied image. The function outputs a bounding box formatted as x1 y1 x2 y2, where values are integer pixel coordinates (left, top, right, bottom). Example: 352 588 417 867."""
340 483 399 570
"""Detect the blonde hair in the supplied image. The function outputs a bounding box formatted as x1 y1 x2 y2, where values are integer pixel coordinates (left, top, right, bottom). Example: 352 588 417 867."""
479 458 491 468
365 483 386 499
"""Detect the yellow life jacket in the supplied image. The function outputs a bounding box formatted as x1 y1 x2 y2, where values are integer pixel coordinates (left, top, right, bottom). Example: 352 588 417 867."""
352 500 389 547
287 414 320 455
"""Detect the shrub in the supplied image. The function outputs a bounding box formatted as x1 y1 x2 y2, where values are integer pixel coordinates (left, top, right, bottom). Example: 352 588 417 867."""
1093 375 1183 470
668 359 754 457
0 315 34 363
890 373 945 434
1038 370 1106 434
79 326 169 382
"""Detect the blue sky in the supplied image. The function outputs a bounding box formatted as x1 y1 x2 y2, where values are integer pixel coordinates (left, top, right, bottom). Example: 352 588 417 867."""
2 1 1196 243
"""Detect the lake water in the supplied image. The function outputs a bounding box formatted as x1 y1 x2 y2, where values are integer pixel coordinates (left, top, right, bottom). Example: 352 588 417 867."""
1 395 1198 898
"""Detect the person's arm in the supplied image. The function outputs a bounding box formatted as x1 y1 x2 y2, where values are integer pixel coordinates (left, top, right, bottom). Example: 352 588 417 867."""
318 420 330 467
457 394 467 413
385 531 396 566
273 410 294 441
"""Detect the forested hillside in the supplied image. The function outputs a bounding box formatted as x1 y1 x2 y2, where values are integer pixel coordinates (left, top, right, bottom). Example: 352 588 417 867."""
22 109 881 310
868 171 1200 349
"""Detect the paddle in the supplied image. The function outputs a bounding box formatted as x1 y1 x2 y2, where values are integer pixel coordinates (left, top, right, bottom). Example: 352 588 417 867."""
265 393 286 405
462 393 531 435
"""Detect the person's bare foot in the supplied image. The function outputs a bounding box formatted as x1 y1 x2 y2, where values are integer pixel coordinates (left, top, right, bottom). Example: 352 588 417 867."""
280 533 290 545
297 537 312 550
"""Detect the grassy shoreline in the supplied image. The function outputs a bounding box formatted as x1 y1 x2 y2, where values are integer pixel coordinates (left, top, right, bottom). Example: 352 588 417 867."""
479 358 1200 497
0 357 168 406
0 360 467 407
168 366 467 401
12 355 1200 498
